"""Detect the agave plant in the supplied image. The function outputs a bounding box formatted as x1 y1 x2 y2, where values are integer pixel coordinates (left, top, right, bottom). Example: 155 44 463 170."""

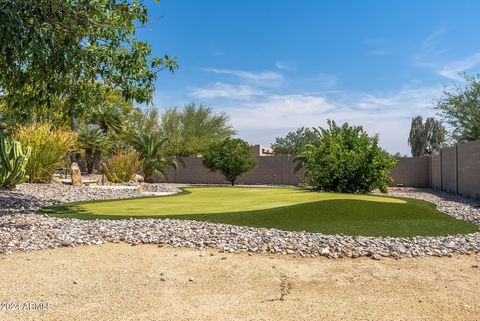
78 124 110 173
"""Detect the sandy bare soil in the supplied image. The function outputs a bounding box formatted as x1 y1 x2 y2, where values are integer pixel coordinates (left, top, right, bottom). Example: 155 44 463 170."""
0 244 479 321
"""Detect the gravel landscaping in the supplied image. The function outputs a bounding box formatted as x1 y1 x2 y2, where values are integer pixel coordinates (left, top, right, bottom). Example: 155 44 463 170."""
0 184 479 258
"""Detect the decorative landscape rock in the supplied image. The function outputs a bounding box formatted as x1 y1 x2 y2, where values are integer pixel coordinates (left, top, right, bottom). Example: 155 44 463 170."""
71 163 82 187
0 185 479 258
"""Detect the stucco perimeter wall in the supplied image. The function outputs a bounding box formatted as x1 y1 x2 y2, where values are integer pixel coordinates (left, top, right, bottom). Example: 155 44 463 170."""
160 156 307 185
441 146 457 194
389 157 430 187
431 155 441 190
156 139 480 196
457 139 480 200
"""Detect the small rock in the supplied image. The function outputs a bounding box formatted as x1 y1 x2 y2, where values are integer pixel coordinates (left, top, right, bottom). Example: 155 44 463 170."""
371 254 381 260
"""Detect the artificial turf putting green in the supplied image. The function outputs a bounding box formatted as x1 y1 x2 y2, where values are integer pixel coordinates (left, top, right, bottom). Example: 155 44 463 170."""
41 187 478 237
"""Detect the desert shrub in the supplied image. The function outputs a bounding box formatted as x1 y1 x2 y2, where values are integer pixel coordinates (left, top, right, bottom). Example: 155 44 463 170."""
101 150 141 183
299 120 396 193
14 123 77 183
203 138 256 186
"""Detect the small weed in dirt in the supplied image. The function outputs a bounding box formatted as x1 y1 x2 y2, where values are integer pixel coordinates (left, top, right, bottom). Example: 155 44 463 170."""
278 274 293 301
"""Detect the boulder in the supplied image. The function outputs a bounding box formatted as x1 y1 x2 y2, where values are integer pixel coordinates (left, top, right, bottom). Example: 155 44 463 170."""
71 162 83 187
134 174 144 183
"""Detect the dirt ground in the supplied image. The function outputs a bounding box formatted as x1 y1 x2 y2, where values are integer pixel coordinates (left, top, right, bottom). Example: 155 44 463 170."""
0 244 479 321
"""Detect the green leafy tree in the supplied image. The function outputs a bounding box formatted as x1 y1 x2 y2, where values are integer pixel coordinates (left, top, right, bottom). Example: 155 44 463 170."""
435 73 480 143
78 124 110 173
408 116 446 156
0 0 177 125
127 107 177 182
127 108 162 139
271 127 316 155
299 120 396 193
161 103 235 156
203 138 257 186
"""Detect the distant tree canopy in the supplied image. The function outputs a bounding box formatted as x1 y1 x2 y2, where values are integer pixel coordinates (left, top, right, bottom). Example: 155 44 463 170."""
435 73 480 143
271 127 316 155
161 103 236 157
408 116 446 157
0 0 177 124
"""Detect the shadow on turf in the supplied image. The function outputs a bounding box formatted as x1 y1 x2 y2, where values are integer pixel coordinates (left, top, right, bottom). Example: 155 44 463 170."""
38 197 478 237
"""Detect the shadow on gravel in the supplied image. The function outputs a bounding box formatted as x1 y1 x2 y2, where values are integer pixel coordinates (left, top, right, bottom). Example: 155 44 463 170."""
0 189 56 216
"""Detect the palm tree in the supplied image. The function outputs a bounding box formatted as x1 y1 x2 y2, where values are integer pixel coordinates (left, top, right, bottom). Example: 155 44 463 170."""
78 124 110 173
130 132 177 182
90 103 124 135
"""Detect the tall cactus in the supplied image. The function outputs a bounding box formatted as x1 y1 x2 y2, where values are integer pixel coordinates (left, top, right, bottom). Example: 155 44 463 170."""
0 134 31 189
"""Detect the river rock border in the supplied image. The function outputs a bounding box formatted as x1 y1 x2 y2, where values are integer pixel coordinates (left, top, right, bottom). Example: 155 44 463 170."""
0 184 479 258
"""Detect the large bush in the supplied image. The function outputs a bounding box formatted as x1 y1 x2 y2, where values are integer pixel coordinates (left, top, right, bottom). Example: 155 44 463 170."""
101 150 141 183
14 123 77 183
299 120 396 193
203 138 257 186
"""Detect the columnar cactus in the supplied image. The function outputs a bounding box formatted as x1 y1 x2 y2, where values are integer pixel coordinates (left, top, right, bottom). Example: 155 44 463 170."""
0 134 31 189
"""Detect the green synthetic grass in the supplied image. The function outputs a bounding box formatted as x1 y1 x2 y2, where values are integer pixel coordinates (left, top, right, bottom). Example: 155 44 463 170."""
40 187 478 237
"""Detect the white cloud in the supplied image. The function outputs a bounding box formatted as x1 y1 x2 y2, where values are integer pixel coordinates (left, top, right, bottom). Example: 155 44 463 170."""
189 82 264 100
438 52 480 80
275 61 298 70
202 68 283 83
217 85 442 155
412 28 480 79
194 65 443 155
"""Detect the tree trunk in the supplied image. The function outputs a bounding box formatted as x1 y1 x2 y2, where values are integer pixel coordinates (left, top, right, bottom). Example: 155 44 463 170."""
85 149 94 174
93 150 102 173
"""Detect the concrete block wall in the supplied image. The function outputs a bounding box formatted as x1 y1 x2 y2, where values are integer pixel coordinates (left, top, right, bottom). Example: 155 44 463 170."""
389 157 430 187
457 139 480 200
441 146 457 194
155 138 480 199
160 155 306 185
430 155 441 190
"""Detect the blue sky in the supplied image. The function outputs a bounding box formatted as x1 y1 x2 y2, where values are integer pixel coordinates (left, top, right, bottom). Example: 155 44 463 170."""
138 0 480 155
